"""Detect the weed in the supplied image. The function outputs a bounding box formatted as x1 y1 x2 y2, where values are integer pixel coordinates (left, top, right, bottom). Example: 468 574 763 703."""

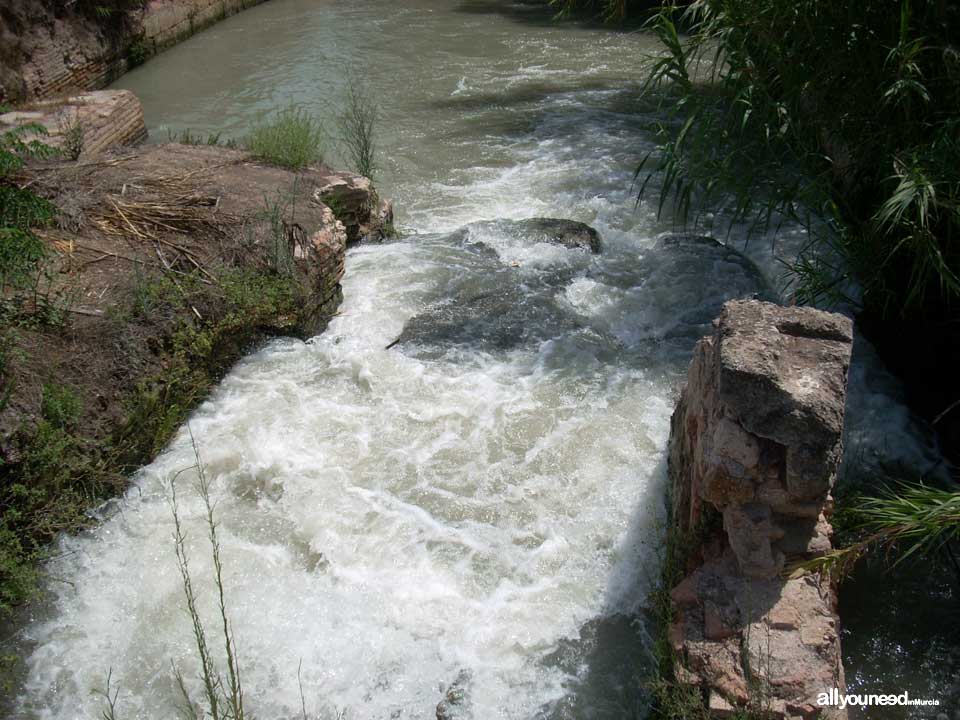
336 78 379 180
127 38 148 68
245 106 324 171
169 434 249 720
41 382 82 429
92 669 122 720
167 128 238 149
58 111 84 162
0 123 56 294
240 180 304 277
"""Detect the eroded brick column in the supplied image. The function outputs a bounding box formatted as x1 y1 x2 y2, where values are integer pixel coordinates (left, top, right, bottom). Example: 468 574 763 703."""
667 300 853 719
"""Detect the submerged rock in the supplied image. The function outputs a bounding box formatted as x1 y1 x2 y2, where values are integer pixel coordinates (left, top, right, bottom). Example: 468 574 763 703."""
650 234 768 296
396 286 583 351
393 219 603 353
436 669 472 720
496 217 603 253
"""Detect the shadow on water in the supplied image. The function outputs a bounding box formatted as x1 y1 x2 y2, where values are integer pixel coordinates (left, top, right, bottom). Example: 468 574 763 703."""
841 549 960 718
454 0 653 31
532 455 669 720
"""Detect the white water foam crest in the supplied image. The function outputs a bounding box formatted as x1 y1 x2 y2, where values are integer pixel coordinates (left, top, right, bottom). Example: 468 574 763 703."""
17 240 670 720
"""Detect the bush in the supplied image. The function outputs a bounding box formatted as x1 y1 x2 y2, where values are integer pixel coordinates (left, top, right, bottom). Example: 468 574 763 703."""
0 122 55 294
58 111 84 162
336 79 379 180
245 106 324 171
41 382 83 429
126 38 148 68
640 0 960 319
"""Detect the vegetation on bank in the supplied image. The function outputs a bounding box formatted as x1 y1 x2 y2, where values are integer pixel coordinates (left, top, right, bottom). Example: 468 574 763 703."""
246 84 381 179
641 1 959 317
246 106 326 171
0 91 385 626
0 263 306 617
0 134 333 622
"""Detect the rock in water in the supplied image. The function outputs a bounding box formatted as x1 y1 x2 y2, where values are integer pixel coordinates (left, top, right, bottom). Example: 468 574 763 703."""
496 217 603 253
667 299 853 719
436 669 472 720
393 219 604 353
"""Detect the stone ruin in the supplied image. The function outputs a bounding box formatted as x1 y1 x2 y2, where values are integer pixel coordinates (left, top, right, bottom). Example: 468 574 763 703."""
667 299 853 719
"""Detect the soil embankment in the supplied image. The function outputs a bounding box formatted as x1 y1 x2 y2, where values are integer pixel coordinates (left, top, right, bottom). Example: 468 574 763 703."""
0 135 390 614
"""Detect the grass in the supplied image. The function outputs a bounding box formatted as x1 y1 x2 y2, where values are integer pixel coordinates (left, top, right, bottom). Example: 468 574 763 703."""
0 256 306 619
167 128 238 149
245 107 324 171
790 482 960 581
646 522 710 720
89 432 346 719
169 432 248 720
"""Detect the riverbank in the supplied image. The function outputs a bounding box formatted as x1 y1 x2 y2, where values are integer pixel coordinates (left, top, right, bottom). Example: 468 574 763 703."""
0 0 272 103
0 131 390 620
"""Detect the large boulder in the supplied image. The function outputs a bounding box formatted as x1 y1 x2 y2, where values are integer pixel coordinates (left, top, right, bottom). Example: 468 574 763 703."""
501 218 602 253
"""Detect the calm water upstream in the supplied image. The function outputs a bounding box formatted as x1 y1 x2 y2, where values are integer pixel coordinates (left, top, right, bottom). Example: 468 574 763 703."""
8 1 953 718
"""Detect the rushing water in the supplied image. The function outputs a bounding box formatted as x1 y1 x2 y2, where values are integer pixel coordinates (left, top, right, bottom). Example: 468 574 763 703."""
8 1 953 718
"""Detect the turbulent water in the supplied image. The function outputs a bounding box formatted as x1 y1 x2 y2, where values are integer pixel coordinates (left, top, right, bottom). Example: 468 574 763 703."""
8 1 950 718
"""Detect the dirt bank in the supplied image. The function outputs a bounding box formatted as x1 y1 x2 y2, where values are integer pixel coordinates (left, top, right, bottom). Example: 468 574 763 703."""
0 140 388 616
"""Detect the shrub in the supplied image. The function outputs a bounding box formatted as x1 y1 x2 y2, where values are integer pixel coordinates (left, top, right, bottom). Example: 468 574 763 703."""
58 111 84 162
245 106 324 171
41 382 83 429
126 38 148 68
0 122 55 294
640 0 960 319
336 78 379 180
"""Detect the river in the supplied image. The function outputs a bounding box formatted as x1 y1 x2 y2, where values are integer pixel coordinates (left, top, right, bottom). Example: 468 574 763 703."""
9 1 953 718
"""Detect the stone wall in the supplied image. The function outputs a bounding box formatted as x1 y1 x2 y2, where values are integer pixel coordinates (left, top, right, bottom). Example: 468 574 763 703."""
0 90 148 160
0 0 271 103
667 300 853 718
142 0 267 55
